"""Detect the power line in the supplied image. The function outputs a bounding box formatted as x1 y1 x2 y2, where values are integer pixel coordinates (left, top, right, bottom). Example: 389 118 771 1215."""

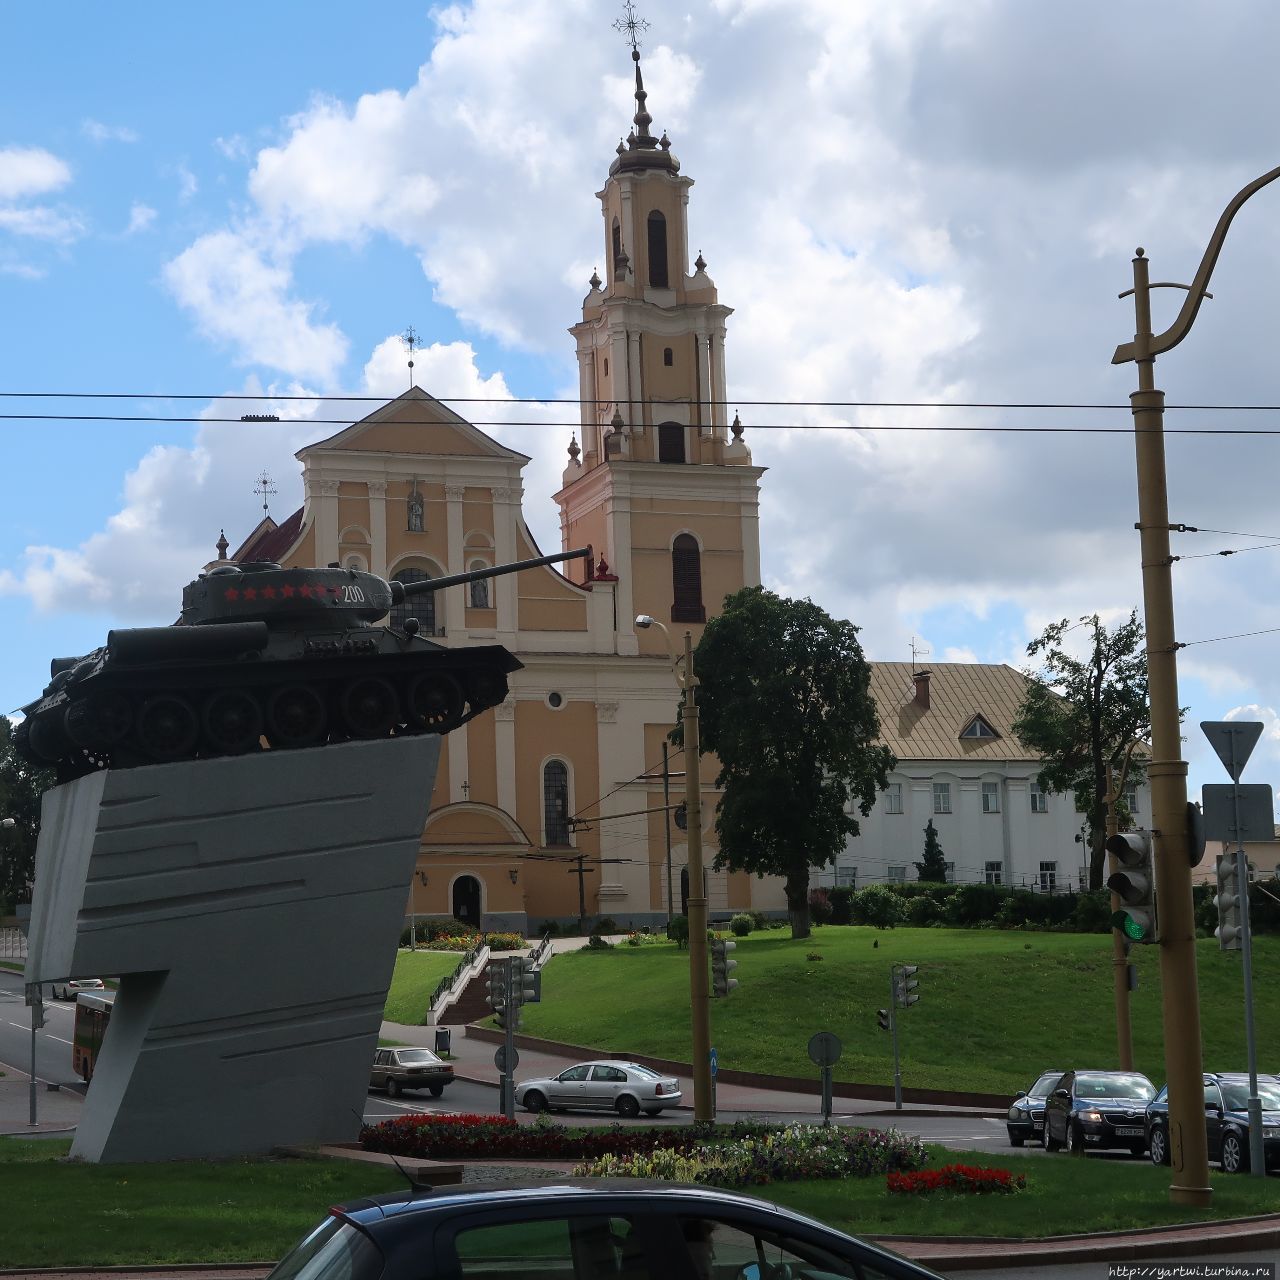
1174 625 1280 650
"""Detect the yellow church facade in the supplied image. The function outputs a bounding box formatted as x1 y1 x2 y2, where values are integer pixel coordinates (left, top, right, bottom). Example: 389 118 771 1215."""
231 52 777 932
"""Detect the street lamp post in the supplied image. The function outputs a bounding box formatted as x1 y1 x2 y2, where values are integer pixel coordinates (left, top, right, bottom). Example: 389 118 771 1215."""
636 615 714 1123
1112 163 1280 1207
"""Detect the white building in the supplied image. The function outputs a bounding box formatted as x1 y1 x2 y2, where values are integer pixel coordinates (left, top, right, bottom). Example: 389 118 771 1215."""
822 664 1150 893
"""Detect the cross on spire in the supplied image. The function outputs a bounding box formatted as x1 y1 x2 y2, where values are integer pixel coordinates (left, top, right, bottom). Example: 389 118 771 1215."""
254 469 277 516
400 325 422 389
612 1 649 54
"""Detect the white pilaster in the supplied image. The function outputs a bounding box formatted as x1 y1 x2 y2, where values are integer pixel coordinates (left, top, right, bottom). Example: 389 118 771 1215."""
492 487 518 643
448 721 469 803
368 481 387 577
316 479 340 566
495 697 517 816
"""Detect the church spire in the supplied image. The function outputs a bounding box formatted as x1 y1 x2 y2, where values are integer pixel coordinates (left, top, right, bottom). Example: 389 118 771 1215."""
610 2 678 176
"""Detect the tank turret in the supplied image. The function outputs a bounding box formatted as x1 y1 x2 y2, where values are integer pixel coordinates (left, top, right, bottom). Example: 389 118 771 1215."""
15 548 591 782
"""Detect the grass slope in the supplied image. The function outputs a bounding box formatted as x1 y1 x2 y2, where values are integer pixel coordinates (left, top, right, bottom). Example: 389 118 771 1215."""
383 950 463 1025
516 928 1280 1095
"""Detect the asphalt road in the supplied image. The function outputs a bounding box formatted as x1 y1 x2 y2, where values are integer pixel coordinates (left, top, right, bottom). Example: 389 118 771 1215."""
0 970 85 1091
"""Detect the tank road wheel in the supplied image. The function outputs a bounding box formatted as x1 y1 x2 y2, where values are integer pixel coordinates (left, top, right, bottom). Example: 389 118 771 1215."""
26 711 72 764
265 684 328 749
201 689 264 755
65 691 133 750
136 694 200 761
465 670 508 717
340 677 400 739
406 673 464 733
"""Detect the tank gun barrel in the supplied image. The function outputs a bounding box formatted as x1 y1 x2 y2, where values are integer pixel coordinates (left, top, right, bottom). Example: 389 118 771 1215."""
391 547 591 604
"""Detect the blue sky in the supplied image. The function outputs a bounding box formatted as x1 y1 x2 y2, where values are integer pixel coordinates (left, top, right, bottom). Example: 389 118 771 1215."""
5 0 1280 809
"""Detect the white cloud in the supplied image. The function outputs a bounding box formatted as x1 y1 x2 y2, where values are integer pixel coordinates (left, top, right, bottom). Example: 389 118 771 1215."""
0 261 44 279
0 205 84 242
0 147 70 199
82 120 139 144
125 202 156 234
177 164 198 202
214 134 249 161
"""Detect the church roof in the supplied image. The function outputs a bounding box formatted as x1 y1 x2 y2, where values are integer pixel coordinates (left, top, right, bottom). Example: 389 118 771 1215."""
233 507 304 563
869 662 1038 763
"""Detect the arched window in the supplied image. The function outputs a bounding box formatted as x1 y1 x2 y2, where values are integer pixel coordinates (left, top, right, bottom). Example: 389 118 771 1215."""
671 534 705 623
612 218 622 263
663 347 673 367
647 211 668 288
469 560 490 609
658 421 685 464
543 760 570 846
390 567 436 635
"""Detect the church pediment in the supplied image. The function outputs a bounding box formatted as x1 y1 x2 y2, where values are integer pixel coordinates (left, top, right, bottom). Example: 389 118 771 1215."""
422 802 533 849
299 387 530 464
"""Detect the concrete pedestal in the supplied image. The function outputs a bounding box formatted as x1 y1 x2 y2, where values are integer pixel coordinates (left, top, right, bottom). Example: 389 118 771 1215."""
24 735 440 1163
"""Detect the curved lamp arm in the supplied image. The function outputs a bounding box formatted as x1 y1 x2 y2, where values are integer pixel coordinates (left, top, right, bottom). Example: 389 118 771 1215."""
1113 163 1280 365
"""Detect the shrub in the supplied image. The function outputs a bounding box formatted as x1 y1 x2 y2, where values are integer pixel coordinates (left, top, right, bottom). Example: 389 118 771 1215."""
749 910 772 930
428 918 474 941
808 888 834 924
887 1163 1026 1195
587 932 613 950
625 930 658 946
594 916 619 935
730 913 753 937
905 895 941 927
668 914 690 949
536 920 561 938
827 885 855 926
483 931 526 951
943 883 1003 927
1071 890 1112 934
851 884 903 929
427 930 481 952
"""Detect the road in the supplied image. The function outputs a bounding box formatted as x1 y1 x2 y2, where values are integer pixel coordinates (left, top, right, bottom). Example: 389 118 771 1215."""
0 970 85 1091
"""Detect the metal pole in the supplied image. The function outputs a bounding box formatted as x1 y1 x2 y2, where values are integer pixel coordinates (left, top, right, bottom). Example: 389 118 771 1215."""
821 1065 832 1126
663 742 674 923
890 967 902 1111
1127 248 1211 1206
1106 766 1135 1070
503 957 515 1122
29 995 38 1126
683 631 714 1124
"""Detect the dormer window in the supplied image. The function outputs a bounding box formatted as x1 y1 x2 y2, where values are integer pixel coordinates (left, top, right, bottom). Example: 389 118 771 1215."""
647 211 668 288
959 715 1000 740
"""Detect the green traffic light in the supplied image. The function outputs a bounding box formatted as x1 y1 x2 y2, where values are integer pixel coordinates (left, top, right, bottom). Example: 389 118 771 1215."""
1112 909 1148 942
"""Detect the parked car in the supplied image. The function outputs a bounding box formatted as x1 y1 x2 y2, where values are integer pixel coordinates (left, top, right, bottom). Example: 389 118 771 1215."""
514 1060 682 1118
265 1181 946 1280
1146 1073 1280 1173
370 1047 454 1098
51 978 105 1001
1042 1069 1156 1156
1005 1070 1064 1147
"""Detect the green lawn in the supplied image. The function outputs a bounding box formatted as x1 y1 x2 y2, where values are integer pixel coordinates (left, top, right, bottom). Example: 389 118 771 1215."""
3 1135 1277 1266
383 949 466 1025
515 928 1280 1095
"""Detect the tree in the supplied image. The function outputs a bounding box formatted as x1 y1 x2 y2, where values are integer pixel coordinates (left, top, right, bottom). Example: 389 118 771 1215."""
1012 612 1152 891
0 716 55 913
684 586 895 939
916 819 948 882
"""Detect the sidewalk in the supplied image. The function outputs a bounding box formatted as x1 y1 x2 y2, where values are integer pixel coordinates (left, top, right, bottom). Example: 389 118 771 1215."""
0 1075 81 1137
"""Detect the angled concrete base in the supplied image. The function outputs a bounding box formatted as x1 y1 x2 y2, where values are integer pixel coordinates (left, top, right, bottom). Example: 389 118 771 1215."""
25 735 439 1163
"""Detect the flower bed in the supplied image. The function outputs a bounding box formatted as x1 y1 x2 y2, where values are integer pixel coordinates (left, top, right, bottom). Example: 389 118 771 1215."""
887 1163 1026 1195
361 1114 926 1185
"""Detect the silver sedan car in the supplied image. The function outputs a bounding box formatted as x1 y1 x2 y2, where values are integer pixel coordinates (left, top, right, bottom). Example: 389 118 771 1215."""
514 1060 683 1118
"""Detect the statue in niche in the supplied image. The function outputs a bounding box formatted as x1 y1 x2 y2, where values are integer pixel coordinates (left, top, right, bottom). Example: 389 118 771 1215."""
407 480 424 532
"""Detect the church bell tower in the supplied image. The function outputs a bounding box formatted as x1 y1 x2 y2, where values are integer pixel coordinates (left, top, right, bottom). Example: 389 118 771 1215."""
555 16 764 656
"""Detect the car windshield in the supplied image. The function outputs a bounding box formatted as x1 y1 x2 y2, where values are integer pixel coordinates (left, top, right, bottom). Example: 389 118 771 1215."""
395 1050 441 1065
268 1217 382 1280
1076 1073 1155 1101
1031 1073 1063 1095
1221 1079 1280 1111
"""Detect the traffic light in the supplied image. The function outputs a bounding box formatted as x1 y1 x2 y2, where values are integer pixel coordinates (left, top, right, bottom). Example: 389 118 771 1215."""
495 1001 522 1032
1106 831 1156 944
893 964 919 1008
711 938 738 997
484 960 508 1012
511 956 541 1005
1215 853 1244 952
876 1007 891 1032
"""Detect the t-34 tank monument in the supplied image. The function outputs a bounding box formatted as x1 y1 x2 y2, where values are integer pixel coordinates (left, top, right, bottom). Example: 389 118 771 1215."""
21 548 588 1162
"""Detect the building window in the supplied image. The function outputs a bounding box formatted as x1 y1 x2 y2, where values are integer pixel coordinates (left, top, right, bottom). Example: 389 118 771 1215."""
1123 785 1139 815
389 567 435 635
981 781 1000 814
933 782 951 814
1030 781 1048 813
612 217 623 274
468 560 490 608
984 861 1003 886
543 760 570 847
603 357 609 377
960 715 999 740
671 533 705 623
658 421 685 463
887 865 907 884
647 210 668 287
884 782 903 814
1039 861 1058 893
663 346 673 366
835 866 857 888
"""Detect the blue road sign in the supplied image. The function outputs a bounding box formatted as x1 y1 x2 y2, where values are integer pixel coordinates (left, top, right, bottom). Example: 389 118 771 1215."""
709 1047 718 1077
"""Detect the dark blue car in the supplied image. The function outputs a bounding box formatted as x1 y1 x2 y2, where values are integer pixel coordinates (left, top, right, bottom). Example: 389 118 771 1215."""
1145 1073 1280 1173
1041 1069 1156 1156
1006 1070 1064 1147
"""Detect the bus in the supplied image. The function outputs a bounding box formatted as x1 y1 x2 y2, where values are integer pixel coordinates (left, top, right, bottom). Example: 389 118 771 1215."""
73 990 115 1083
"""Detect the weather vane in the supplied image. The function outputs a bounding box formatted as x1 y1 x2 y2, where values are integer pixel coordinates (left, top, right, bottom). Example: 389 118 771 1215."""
613 0 649 54
401 325 420 389
253 469 277 516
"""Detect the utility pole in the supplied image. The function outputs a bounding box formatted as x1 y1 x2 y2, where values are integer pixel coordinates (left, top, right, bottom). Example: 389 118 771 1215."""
1109 166 1280 1203
663 742 674 922
567 855 595 930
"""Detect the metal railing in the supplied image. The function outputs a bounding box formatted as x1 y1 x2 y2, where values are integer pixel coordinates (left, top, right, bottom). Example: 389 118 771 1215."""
0 927 28 960
528 929 553 968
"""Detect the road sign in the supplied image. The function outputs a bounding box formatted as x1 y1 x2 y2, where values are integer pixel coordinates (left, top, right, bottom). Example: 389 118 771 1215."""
709 1047 718 1077
1201 784 1276 844
807 1031 843 1067
1201 721 1264 782
494 1045 519 1074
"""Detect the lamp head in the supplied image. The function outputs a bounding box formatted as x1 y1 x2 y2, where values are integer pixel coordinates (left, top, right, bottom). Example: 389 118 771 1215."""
635 614 654 629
